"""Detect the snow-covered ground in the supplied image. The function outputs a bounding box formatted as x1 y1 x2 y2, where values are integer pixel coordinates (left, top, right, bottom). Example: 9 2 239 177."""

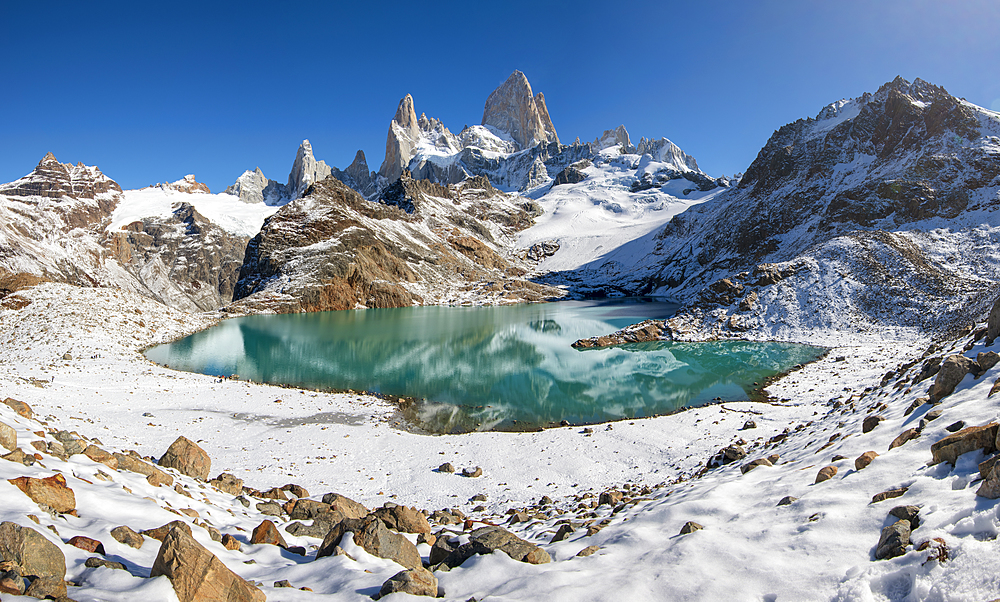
110 187 280 238
1 282 999 601
520 147 724 275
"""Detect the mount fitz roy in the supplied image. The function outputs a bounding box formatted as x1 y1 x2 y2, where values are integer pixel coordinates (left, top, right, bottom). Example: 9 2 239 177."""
0 71 997 341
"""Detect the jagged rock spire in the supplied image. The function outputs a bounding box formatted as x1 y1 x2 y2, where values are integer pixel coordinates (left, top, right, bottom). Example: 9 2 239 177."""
379 94 423 184
481 71 559 151
287 139 332 199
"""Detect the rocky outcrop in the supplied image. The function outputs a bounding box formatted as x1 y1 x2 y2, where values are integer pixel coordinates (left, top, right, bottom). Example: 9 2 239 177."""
232 173 560 313
225 167 287 205
378 95 462 185
287 139 332 200
482 71 559 151
0 152 121 200
158 175 210 194
332 150 377 198
593 125 631 151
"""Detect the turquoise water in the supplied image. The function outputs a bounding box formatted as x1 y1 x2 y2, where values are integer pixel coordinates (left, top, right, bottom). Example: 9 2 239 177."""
145 299 825 432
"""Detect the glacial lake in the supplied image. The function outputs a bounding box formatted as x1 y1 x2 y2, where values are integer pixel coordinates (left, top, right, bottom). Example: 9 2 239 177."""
145 299 826 432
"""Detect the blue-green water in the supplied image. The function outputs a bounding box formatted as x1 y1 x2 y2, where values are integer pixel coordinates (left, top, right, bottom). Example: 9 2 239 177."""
145 299 825 432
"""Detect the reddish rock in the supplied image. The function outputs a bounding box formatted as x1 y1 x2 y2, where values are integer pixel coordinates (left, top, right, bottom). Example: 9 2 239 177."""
250 520 287 548
83 445 118 469
221 534 241 551
9 474 75 513
2 398 33 419
158 436 211 481
67 535 105 555
855 451 879 470
815 465 838 483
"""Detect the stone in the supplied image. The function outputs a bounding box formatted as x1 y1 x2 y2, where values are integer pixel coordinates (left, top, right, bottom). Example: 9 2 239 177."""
260 487 287 501
679 521 703 535
862 415 884 433
284 522 329 539
320 493 369 519
0 422 15 452
976 473 1000 498
83 445 117 469
855 451 879 470
371 503 431 534
598 490 623 507
281 483 309 498
0 522 66 583
283 499 331 520
255 502 283 517
141 521 192 542
815 466 838 484
317 517 422 570
872 487 908 503
576 545 600 557
741 458 773 474
274 580 292 588
987 295 1000 345
53 431 85 456
114 453 173 487
9 474 75 513
438 525 550 568
889 505 921 530
110 526 143 549
85 557 125 570
2 448 34 466
742 420 757 430
776 496 798 506
0 564 25 595
722 444 746 464
250 520 286 548
221 534 241 551
208 473 243 496
550 524 574 543
888 428 920 450
977 351 1000 374
930 423 998 465
875 520 911 560
158 436 211 481
945 420 966 433
151 526 265 602
928 355 976 402
461 466 483 478
67 535 104 555
437 462 455 473
23 574 67 599
375 567 438 600
3 398 33 419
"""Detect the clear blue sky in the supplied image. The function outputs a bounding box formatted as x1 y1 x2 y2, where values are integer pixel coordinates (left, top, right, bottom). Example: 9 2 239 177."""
2 1 998 192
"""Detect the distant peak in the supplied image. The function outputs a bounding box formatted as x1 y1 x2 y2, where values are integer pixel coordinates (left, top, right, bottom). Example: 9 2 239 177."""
39 152 59 165
394 94 419 130
482 70 558 150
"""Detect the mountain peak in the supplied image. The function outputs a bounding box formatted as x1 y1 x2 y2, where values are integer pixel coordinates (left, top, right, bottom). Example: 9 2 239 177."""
39 152 59 166
482 70 559 151
287 139 332 198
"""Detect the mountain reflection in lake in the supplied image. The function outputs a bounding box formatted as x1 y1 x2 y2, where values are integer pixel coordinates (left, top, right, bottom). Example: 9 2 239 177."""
145 299 825 432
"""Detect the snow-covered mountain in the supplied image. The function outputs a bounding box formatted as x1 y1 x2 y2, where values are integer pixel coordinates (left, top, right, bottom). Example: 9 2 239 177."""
568 77 1000 339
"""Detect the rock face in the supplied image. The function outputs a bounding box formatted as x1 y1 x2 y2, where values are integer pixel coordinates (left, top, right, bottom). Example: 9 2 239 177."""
0 152 121 200
158 436 211 480
225 167 287 206
159 175 211 194
287 139 332 200
232 173 560 313
151 527 265 602
0 521 66 583
482 71 559 151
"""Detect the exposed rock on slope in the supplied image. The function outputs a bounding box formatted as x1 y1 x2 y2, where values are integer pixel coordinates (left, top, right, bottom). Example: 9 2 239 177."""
232 173 560 313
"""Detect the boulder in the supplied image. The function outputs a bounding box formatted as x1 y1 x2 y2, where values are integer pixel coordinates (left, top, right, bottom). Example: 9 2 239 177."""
776 496 798 506
23 574 67 599
928 355 976 402
141 521 193 542
371 503 431 534
428 534 458 565
85 557 126 570
285 521 330 539
2 398 33 419
158 436 211 480
930 423 998 465
815 466 838 484
679 521 703 535
987 295 1000 345
320 493 369 519
872 487 908 503
855 451 879 471
83 445 117 469
281 483 309 498
283 499 333 520
438 526 550 568
376 567 438 600
598 490 623 507
114 453 174 487
550 524 574 543
0 564 25 595
437 462 455 473
53 431 85 456
741 458 773 474
461 466 483 478
221 534 241 551
875 520 911 560
250 520 286 548
255 502 283 517
888 428 919 450
2 448 34 466
862 415 884 434
208 473 243 496
317 517 422 570
9 474 75 513
888 505 920 530
0 522 66 582
0 422 15 452
67 535 105 555
577 545 600 557
977 351 1000 374
110 526 143 549
151 527 265 602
